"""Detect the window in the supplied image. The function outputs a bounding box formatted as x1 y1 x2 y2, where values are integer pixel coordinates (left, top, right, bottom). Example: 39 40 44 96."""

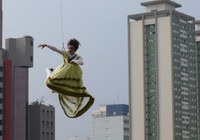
42 109 45 117
51 132 54 140
46 110 49 118
180 29 187 38
46 121 49 128
181 72 188 81
51 111 54 119
182 130 190 139
182 116 189 124
30 56 33 62
30 40 33 46
46 132 49 140
180 58 188 66
42 131 45 140
180 44 187 52
42 120 45 129
182 101 189 110
51 122 54 129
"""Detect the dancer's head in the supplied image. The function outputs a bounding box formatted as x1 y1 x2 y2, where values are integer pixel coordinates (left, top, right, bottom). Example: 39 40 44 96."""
67 38 80 54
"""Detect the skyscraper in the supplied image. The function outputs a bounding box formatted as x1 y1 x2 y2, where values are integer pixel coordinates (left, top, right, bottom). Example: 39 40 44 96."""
0 0 2 48
3 36 33 140
92 104 129 140
128 0 199 140
0 50 3 140
196 20 200 139
0 3 3 138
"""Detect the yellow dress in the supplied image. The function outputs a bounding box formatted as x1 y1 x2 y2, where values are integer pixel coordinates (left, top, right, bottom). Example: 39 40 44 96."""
46 51 94 118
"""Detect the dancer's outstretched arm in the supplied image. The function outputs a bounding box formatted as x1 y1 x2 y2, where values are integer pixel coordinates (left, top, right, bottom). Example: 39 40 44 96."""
38 44 63 54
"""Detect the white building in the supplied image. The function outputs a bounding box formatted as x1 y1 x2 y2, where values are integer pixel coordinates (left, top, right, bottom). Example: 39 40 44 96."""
128 0 199 140
92 104 129 140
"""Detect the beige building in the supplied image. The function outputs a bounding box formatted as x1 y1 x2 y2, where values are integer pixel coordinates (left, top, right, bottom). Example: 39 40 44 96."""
128 0 199 140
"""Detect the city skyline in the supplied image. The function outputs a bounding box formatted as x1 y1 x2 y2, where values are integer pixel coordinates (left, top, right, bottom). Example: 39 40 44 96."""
2 0 200 139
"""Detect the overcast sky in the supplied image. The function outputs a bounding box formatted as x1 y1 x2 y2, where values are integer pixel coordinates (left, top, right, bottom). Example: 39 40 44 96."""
3 0 200 139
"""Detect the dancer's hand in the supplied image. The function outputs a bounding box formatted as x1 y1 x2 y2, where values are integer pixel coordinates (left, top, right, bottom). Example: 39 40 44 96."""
38 44 47 49
70 61 77 65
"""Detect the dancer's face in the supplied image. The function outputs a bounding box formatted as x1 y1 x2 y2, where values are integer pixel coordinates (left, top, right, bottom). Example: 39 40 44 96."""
68 45 76 55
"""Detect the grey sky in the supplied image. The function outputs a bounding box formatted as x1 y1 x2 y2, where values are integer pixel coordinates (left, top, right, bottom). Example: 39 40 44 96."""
3 0 200 139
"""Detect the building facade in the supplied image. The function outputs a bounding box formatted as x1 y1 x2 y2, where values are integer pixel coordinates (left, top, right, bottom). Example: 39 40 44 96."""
92 104 129 140
128 0 199 140
0 51 3 140
2 36 33 140
0 0 3 138
28 104 55 140
0 0 2 48
196 20 200 138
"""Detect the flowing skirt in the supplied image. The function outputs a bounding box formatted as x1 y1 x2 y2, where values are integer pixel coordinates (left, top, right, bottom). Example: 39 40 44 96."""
46 63 94 118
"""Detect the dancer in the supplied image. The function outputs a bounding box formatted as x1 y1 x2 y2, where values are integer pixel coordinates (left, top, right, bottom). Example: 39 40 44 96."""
38 38 94 118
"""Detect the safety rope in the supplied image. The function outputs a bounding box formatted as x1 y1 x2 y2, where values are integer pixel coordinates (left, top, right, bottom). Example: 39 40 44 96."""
59 0 65 50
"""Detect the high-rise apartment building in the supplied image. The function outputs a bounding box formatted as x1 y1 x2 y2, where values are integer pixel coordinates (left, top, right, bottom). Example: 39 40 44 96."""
28 104 55 140
2 36 33 140
0 51 3 140
128 0 199 140
0 0 2 48
92 104 129 140
196 20 200 138
0 1 3 138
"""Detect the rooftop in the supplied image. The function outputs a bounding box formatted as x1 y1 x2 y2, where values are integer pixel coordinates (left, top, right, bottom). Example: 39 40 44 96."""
141 0 181 8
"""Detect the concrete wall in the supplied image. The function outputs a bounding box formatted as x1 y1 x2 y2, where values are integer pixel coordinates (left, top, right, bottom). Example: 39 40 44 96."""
129 20 145 140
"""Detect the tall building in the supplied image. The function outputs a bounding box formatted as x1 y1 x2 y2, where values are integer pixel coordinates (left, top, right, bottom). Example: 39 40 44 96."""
28 103 55 140
0 1 3 138
0 0 2 48
92 104 129 140
128 0 199 140
196 20 200 138
3 36 33 140
0 51 3 140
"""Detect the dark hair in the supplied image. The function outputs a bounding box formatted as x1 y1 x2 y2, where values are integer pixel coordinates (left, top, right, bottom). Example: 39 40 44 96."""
67 38 80 51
